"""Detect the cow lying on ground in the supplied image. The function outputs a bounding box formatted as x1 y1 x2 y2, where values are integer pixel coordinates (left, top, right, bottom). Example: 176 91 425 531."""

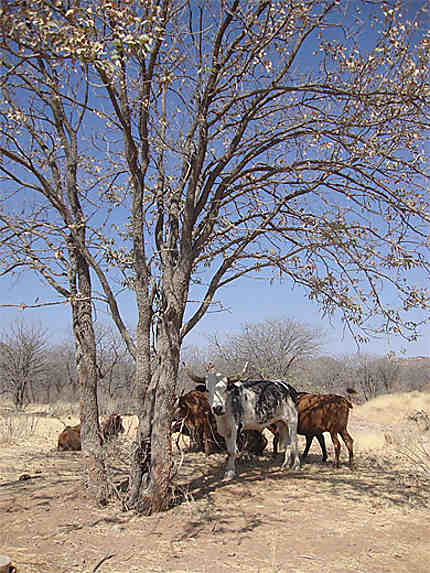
101 413 125 439
173 390 268 455
270 393 354 468
57 424 82 451
57 413 124 451
187 363 300 479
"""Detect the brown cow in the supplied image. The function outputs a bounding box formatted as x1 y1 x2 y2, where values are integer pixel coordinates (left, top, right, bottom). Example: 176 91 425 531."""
101 413 125 439
174 390 224 454
271 393 354 468
57 424 81 451
0 555 17 573
57 414 125 451
237 429 268 456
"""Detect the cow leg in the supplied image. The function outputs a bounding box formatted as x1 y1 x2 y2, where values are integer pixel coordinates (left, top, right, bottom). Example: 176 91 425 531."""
302 435 314 460
286 415 301 470
276 422 289 468
316 434 328 462
330 431 341 468
277 420 300 471
224 425 238 480
202 420 211 455
271 428 279 456
340 430 354 469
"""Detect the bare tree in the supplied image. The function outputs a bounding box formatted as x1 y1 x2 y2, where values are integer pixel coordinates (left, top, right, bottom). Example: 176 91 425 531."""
0 321 49 409
39 341 80 403
338 353 401 400
208 317 323 379
397 357 430 392
95 325 135 414
293 355 351 394
0 1 429 513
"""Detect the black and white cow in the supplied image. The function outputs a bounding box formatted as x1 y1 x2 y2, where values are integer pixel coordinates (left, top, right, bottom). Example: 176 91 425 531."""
187 362 301 479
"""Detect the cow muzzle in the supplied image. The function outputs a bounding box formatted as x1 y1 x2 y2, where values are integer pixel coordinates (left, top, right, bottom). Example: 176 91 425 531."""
213 405 224 416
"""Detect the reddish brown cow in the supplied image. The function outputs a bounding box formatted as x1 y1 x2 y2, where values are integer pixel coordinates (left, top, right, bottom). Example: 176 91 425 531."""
0 555 17 573
101 413 125 439
174 390 223 454
57 424 81 451
271 393 354 468
57 414 125 451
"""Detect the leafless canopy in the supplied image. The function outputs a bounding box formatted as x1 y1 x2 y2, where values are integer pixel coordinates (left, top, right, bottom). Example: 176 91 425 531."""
0 0 428 346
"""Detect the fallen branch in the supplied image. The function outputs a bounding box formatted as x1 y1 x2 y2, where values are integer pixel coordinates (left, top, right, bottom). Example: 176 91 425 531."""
92 553 115 572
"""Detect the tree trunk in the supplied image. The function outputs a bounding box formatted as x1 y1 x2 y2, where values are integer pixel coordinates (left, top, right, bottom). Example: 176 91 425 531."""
70 245 108 506
128 317 180 514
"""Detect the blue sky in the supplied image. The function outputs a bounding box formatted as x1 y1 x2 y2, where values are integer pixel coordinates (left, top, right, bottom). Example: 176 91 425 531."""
1 266 428 358
0 1 428 360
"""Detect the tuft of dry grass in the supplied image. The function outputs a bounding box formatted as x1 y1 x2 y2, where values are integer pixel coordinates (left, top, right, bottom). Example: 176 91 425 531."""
44 400 80 418
385 420 430 476
0 399 78 449
0 412 40 444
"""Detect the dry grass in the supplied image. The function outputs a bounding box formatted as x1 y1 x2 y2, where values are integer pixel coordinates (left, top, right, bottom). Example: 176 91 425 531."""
357 391 430 424
0 412 40 444
1 392 430 573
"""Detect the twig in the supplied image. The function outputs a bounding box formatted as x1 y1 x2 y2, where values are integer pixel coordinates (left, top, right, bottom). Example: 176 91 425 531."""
92 553 115 572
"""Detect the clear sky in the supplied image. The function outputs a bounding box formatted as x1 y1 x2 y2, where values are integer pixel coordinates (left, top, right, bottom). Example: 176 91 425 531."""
1 266 428 358
0 1 428 360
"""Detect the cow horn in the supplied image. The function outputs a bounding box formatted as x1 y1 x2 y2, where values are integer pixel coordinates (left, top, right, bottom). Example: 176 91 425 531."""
227 361 249 383
184 365 205 384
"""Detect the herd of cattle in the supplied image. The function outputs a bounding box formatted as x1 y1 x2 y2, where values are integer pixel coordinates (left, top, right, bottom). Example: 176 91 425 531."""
57 364 354 479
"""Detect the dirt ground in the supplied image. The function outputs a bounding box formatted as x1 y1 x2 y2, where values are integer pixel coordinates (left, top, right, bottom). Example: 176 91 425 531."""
1 392 430 573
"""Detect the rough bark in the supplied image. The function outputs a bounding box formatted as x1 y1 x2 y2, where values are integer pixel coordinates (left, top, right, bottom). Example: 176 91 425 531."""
128 311 181 514
69 243 108 506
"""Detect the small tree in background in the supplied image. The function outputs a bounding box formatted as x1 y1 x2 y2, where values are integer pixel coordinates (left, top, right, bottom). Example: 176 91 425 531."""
208 317 323 379
0 321 49 409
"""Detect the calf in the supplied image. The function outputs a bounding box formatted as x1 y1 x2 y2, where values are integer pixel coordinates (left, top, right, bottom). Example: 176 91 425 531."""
57 414 125 451
57 424 81 451
271 393 354 468
187 363 300 479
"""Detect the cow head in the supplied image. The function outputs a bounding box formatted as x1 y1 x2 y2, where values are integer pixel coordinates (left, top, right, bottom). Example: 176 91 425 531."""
206 363 229 416
206 362 249 416
184 361 248 416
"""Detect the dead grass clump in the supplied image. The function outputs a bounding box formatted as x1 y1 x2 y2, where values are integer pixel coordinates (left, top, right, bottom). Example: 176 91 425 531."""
407 409 430 432
0 413 40 444
398 437 430 475
385 424 430 476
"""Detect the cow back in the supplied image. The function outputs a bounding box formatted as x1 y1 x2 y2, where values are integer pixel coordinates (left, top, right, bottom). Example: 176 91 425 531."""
297 393 352 434
232 379 297 425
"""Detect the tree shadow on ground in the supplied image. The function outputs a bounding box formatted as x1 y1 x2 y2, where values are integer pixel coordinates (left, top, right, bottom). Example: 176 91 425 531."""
173 449 430 530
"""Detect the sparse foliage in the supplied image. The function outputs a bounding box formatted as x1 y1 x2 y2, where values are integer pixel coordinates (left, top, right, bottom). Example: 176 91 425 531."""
0 321 49 409
0 0 429 512
208 317 323 379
